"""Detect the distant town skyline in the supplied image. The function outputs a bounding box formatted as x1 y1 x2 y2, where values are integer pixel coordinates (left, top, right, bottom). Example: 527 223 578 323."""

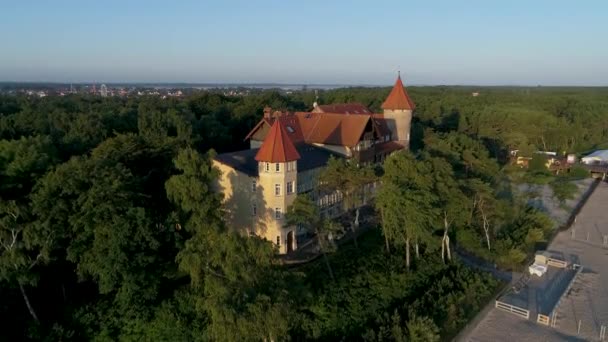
1 0 607 86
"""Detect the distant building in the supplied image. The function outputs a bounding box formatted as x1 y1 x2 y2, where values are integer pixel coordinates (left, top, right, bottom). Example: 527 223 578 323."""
213 75 415 254
513 150 559 169
582 150 608 165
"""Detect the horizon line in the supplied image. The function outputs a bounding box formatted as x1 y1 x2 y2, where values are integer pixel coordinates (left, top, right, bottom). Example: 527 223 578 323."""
1 81 607 88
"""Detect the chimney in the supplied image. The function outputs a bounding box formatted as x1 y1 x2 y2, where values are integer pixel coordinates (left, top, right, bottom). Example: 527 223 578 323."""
263 106 272 119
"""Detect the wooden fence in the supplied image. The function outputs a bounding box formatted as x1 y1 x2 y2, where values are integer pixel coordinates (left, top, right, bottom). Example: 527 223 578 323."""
547 257 568 268
537 314 550 325
495 300 530 319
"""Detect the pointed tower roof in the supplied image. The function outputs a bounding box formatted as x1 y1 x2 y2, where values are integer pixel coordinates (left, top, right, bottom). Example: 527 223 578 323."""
255 120 301 162
381 74 416 110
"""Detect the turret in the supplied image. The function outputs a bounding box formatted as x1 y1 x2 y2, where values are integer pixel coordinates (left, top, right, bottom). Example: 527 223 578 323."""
255 120 300 253
381 73 415 148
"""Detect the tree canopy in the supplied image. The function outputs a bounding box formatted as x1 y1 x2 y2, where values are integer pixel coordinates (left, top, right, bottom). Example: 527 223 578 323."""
0 85 604 340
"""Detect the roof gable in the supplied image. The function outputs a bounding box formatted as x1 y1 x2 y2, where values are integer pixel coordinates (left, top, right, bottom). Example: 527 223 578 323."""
381 75 415 110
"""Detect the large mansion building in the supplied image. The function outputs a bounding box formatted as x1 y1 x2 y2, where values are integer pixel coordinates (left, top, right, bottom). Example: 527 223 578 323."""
213 75 415 253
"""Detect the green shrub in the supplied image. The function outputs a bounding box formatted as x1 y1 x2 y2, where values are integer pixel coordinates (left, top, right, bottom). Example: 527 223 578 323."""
550 180 578 204
565 165 590 180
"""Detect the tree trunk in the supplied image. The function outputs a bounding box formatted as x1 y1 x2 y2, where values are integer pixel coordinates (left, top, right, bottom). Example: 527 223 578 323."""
415 240 419 258
441 236 445 263
317 233 334 281
480 206 491 250
446 235 451 261
541 135 547 151
322 251 335 281
384 233 390 254
442 212 451 263
468 196 478 225
350 223 359 249
351 208 360 249
405 238 411 270
380 207 390 253
19 283 39 323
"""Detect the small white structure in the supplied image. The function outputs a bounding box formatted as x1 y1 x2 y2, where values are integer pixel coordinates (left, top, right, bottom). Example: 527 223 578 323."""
581 150 608 165
529 251 549 277
529 263 548 277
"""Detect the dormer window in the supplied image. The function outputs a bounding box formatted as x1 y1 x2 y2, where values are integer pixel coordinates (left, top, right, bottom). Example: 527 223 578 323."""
286 126 294 133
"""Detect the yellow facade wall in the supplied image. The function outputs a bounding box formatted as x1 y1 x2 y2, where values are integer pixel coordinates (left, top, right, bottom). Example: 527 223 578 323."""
383 109 412 146
213 160 297 254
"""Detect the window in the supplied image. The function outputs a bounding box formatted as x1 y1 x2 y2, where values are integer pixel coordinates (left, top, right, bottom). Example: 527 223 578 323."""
287 181 294 194
286 125 294 133
276 236 281 246
265 162 269 172
286 161 295 172
275 184 281 196
275 208 282 219
275 163 280 172
252 203 257 216
251 179 257 192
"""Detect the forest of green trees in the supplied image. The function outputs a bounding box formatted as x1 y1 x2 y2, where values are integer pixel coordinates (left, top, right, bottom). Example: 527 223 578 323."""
1 86 607 341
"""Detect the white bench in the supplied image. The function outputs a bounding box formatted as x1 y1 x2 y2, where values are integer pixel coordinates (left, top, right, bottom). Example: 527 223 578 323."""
529 263 548 277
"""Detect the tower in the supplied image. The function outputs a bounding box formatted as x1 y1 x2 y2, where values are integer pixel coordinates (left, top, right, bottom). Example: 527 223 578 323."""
381 73 415 148
100 84 108 97
255 120 300 254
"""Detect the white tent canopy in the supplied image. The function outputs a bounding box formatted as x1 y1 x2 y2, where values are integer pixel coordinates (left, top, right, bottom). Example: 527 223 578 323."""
581 150 608 165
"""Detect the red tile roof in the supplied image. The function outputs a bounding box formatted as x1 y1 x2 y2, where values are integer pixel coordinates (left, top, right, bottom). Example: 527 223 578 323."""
244 115 305 144
315 103 371 114
255 120 301 162
381 75 415 110
246 111 374 148
294 112 371 147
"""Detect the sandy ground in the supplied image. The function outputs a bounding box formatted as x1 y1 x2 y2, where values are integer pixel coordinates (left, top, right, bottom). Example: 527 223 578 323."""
462 180 608 342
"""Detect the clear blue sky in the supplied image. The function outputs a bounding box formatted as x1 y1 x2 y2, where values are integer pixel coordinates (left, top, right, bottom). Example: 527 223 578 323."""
1 0 606 85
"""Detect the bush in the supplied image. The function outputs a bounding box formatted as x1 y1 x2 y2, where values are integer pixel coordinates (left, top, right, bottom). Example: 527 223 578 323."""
565 165 590 180
550 180 578 204
495 244 527 270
